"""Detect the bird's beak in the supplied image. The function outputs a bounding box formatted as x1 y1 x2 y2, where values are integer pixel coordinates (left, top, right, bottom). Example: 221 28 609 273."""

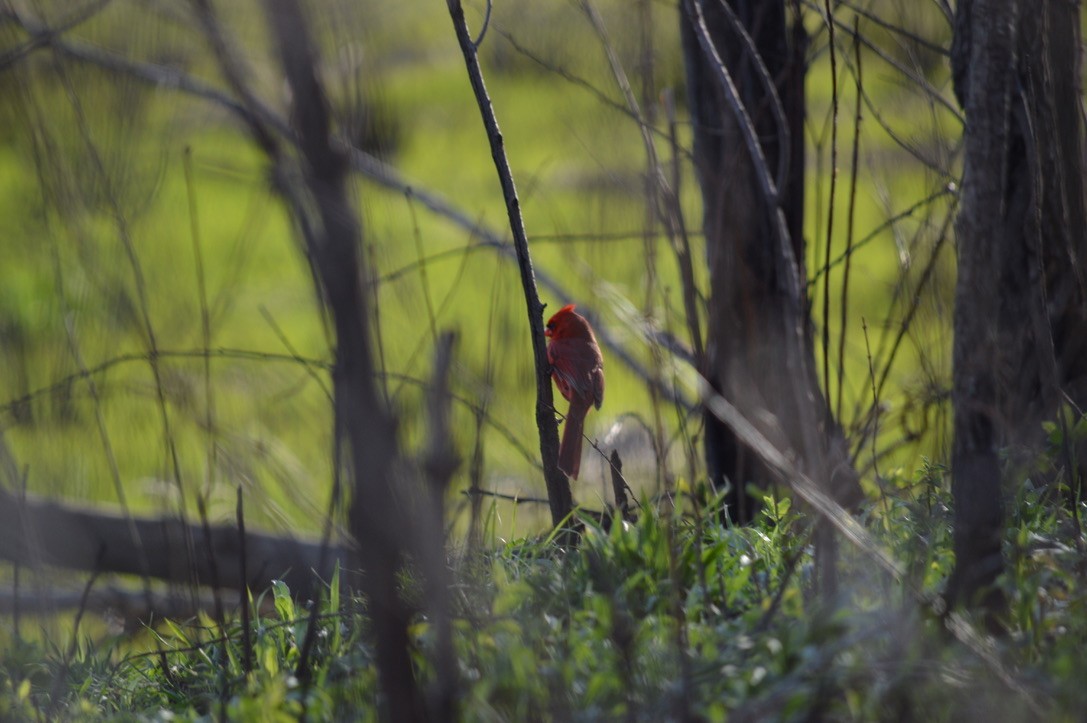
544 327 552 338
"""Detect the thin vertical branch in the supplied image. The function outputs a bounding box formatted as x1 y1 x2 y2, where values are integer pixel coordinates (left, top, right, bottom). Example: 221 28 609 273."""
663 89 704 364
407 193 440 346
821 0 841 410
469 262 502 552
183 146 217 499
608 450 634 523
446 0 575 533
861 319 891 518
836 16 862 421
236 486 253 676
46 559 102 720
368 244 392 409
260 0 421 716
423 332 460 722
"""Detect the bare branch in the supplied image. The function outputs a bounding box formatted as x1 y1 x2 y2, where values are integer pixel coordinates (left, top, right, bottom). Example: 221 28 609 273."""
446 0 575 533
0 486 340 597
0 584 231 622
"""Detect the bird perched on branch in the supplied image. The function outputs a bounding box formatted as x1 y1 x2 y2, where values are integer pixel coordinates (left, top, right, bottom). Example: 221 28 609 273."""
545 304 605 479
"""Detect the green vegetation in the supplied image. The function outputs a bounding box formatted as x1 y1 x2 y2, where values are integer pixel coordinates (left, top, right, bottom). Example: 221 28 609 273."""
3 462 1087 719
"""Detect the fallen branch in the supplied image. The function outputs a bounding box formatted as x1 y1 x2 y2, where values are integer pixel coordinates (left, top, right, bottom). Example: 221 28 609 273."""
0 584 240 623
0 487 341 598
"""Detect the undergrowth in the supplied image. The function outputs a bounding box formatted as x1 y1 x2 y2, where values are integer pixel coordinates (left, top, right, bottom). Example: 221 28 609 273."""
3 464 1087 721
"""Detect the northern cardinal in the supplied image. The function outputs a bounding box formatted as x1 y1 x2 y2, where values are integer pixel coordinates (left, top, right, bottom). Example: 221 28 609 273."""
545 304 604 479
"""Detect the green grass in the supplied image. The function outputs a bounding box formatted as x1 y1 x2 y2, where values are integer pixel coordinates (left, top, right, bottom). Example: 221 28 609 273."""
3 464 1086 720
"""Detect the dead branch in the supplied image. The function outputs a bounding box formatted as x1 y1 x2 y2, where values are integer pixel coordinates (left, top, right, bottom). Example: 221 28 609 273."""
609 450 635 523
0 584 240 623
0 486 341 597
446 0 575 534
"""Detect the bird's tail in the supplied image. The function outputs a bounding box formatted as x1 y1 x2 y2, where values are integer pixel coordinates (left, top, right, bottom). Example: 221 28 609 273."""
559 401 589 480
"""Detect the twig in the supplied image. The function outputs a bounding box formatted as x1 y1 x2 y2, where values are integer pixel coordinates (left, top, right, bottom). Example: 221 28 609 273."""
469 262 502 551
852 207 955 451
0 0 113 70
471 0 493 48
609 450 635 523
810 186 956 282
259 306 334 402
406 193 439 345
446 0 575 534
460 488 550 506
840 0 949 56
184 146 217 500
662 89 704 364
821 0 841 418
836 16 863 421
493 27 680 152
236 486 253 675
710 0 792 194
47 554 102 720
804 1 963 123
422 332 459 721
861 319 892 518
50 23 195 582
584 435 640 508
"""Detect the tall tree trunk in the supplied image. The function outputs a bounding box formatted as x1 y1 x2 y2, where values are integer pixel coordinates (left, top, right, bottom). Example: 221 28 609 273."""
948 0 1087 616
680 0 859 524
263 1 425 717
1021 0 1087 490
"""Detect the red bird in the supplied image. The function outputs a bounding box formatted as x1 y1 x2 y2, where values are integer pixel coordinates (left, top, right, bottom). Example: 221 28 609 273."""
545 304 604 479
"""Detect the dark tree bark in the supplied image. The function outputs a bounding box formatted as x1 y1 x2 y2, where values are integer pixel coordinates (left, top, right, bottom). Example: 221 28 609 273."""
681 0 860 524
948 0 1087 616
262 1 427 718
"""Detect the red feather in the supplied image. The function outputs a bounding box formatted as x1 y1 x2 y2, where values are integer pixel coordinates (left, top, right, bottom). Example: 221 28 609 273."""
545 305 604 479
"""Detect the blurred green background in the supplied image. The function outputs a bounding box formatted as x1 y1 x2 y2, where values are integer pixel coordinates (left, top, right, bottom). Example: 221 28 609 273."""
0 0 960 537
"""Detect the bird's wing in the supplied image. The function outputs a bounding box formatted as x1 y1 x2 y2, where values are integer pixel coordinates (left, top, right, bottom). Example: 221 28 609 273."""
549 340 596 402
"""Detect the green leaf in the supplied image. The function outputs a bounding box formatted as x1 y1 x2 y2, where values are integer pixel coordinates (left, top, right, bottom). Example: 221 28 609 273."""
272 580 295 622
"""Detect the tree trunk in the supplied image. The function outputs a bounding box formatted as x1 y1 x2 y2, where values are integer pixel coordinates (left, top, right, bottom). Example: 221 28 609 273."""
680 0 860 524
263 1 425 717
947 0 1087 616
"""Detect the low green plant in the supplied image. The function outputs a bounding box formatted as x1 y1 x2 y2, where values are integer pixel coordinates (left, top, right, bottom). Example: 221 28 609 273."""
4 459 1087 720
